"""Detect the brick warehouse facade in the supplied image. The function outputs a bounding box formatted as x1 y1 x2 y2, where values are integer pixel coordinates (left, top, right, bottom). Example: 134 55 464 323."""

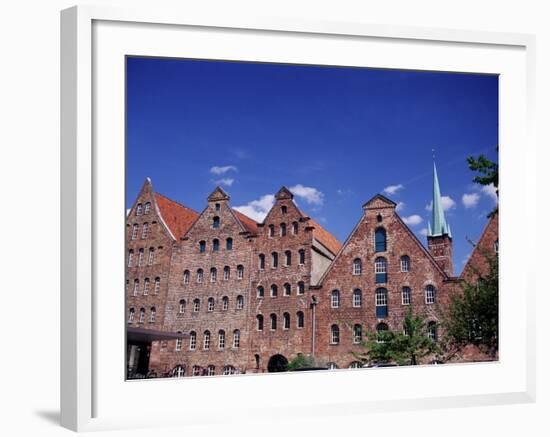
126 166 498 377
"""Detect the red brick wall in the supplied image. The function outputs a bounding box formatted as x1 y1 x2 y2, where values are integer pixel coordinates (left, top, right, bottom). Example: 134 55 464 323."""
461 211 499 283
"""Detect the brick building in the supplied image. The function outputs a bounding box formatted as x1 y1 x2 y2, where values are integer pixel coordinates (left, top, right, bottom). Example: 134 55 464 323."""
126 164 498 377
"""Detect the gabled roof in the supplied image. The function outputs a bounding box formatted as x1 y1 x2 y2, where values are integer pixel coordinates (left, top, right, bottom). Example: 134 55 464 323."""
362 194 397 209
154 193 200 240
307 217 342 255
232 209 259 234
207 186 230 202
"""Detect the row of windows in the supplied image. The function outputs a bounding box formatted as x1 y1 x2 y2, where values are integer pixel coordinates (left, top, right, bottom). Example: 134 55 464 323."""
329 321 438 345
127 277 161 296
171 364 237 377
131 222 153 240
258 249 305 269
256 281 306 298
128 307 156 324
267 221 299 238
255 311 305 330
178 295 244 313
175 329 241 351
352 255 410 275
127 247 162 267
182 266 244 284
198 238 233 253
329 285 436 309
135 202 151 216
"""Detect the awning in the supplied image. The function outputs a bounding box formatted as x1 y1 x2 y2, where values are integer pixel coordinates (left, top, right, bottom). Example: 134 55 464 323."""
127 327 188 343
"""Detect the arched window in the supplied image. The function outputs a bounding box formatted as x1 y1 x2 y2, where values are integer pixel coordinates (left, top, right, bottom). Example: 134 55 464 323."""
199 241 206 253
375 257 388 283
428 322 438 341
223 266 230 280
237 265 244 280
349 361 362 369
284 250 292 266
292 221 299 235
193 298 200 312
150 307 156 323
148 247 155 265
128 308 135 323
213 216 220 228
281 205 288 215
376 322 389 342
271 252 278 268
131 224 138 240
236 295 244 310
400 255 410 272
139 308 145 324
259 253 265 270
183 270 190 284
192 366 201 377
143 278 150 295
189 331 197 350
207 297 215 312
215 203 220 212
127 250 134 267
136 203 143 215
213 239 219 252
210 267 217 282
353 289 362 307
331 290 341 308
175 332 182 351
270 284 278 297
283 283 291 296
330 324 340 344
280 223 287 237
203 331 211 350
402 287 411 305
425 285 436 304
154 277 160 294
270 314 277 330
257 286 264 298
144 202 151 214
223 365 236 375
256 314 264 331
137 248 144 266
172 365 185 378
299 249 306 265
232 330 240 348
218 330 225 349
353 324 362 344
207 365 216 376
353 258 362 275
296 311 304 328
226 238 233 250
133 279 139 296
222 296 229 311
375 288 388 318
268 224 275 237
375 227 387 252
141 222 149 239
179 299 186 314
327 362 338 370
196 269 203 283
283 312 290 330
297 281 305 295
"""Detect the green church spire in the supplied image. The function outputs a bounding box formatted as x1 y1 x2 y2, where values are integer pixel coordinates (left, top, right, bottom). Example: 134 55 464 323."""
428 161 451 238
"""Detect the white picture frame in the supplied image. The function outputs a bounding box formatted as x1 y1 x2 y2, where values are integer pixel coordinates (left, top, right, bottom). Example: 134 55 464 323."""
60 5 536 432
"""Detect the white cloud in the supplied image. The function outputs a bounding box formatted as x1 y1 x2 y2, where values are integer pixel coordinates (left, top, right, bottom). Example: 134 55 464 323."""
396 201 405 212
462 192 480 209
383 184 404 195
480 184 498 205
402 214 423 226
419 228 428 237
425 196 456 212
289 184 324 206
234 194 275 222
214 178 234 187
209 165 237 175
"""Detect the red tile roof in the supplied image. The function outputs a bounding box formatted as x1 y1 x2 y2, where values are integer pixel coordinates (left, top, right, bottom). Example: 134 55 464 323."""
307 217 341 255
232 209 259 234
154 193 199 239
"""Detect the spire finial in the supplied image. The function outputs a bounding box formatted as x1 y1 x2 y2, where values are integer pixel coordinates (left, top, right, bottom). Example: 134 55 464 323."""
432 148 436 161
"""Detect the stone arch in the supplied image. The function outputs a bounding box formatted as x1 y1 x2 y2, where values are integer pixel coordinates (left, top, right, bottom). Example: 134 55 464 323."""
267 354 288 373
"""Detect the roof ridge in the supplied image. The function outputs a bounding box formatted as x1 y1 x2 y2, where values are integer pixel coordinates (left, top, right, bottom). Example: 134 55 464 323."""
155 192 199 215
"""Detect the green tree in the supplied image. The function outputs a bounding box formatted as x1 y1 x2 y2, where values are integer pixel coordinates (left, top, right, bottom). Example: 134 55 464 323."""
352 308 440 366
287 353 317 371
441 251 499 358
466 151 498 217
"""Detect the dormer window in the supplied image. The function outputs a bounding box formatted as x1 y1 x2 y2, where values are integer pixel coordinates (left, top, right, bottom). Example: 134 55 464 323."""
213 216 220 228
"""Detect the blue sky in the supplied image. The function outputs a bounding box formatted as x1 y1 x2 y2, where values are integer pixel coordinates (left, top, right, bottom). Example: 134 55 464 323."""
126 56 498 275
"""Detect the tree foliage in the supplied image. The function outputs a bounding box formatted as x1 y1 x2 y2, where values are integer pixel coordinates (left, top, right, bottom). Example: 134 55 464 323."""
466 152 499 217
287 353 317 371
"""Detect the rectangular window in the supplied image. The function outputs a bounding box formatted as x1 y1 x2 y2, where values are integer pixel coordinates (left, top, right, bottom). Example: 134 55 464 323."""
154 278 160 294
402 287 411 305
148 250 155 265
141 223 149 239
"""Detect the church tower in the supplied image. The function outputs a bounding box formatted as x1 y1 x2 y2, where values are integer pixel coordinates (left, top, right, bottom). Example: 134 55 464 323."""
427 161 454 276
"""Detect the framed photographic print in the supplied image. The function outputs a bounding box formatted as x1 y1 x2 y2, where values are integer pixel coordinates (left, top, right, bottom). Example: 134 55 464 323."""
61 5 536 432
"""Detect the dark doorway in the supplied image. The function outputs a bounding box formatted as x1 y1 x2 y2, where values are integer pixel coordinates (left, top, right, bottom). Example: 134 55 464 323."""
267 354 288 372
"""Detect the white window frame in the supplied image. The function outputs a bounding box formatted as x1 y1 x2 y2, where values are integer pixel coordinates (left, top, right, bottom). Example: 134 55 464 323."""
425 285 436 304
400 256 410 272
236 296 244 310
127 251 133 267
154 278 160 294
175 337 182 352
183 271 190 285
137 249 144 267
237 265 244 280
141 222 149 239
139 309 145 324
128 308 135 323
223 266 230 280
178 300 185 314
232 330 240 348
283 283 291 296
131 224 138 240
144 202 151 214
210 268 217 282
193 299 200 312
136 204 143 215
402 287 411 305
270 284 277 297
353 289 362 307
196 269 203 283
297 282 305 295
143 278 149 295
207 365 215 376
353 259 362 275
148 248 155 265
330 325 339 344
203 331 210 350
218 331 225 349
353 325 362 344
331 290 340 308
375 257 387 273
132 280 139 296
149 308 156 323
376 289 388 307
222 297 229 311
207 298 214 312
189 332 197 351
